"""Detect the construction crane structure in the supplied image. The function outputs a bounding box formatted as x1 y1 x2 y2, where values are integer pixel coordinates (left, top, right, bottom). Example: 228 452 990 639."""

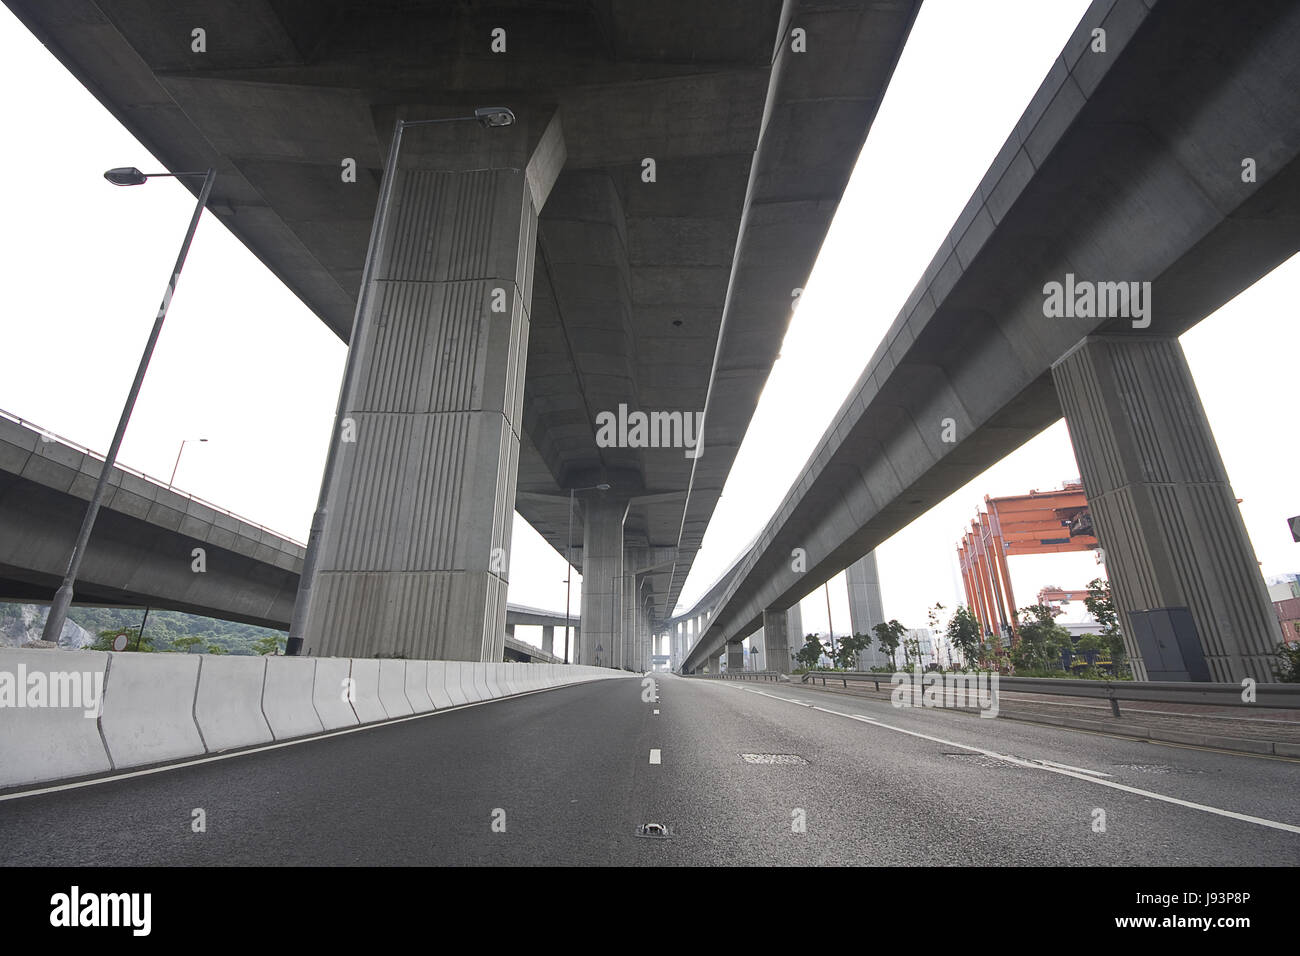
956 480 1099 643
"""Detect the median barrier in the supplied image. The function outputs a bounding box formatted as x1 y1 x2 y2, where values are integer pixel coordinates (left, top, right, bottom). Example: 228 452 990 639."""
403 660 433 713
378 659 412 718
0 647 112 788
100 652 203 769
262 656 324 740
194 655 273 752
427 661 454 709
348 658 386 723
312 657 358 730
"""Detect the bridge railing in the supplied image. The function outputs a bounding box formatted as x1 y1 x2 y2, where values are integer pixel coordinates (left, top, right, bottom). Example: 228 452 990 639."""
1 407 306 548
799 670 1300 718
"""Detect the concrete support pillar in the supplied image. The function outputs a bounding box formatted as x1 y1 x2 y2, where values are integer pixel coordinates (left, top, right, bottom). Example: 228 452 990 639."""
763 608 791 675
580 496 627 667
1052 335 1277 682
633 592 648 671
727 643 744 671
847 551 888 668
541 625 554 656
620 566 639 671
301 111 565 661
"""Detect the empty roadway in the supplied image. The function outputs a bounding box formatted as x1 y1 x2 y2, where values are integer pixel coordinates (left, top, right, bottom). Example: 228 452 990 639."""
1 675 1295 866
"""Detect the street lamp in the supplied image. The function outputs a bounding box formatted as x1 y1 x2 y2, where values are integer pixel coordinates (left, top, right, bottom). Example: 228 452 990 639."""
41 165 216 645
565 482 610 664
168 437 208 488
286 108 516 657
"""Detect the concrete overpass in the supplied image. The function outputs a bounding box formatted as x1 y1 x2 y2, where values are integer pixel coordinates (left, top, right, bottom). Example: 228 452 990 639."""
4 0 920 670
684 0 1300 682
0 411 568 663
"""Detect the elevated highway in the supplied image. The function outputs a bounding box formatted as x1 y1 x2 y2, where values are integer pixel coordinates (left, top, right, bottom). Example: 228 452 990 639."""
684 0 1300 681
0 412 568 662
4 0 920 668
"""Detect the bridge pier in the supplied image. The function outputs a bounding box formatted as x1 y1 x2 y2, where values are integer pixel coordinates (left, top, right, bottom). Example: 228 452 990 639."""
762 607 791 675
580 496 628 668
1052 335 1277 682
726 643 744 672
541 625 554 656
295 110 565 661
846 551 888 668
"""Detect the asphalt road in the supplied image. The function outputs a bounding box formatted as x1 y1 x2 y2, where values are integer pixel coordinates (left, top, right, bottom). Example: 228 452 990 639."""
1 674 1297 865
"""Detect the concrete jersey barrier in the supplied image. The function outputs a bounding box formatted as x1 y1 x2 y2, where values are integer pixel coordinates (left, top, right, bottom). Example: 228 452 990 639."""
1 652 637 792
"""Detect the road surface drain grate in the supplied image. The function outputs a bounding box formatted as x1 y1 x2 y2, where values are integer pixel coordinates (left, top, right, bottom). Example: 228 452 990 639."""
740 753 807 764
635 823 671 839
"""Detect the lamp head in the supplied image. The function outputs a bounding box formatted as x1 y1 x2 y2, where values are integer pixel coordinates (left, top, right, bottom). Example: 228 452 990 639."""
104 167 148 186
474 107 516 128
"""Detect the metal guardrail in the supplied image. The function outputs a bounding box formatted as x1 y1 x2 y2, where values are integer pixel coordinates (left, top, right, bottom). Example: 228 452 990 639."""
1 407 306 548
687 671 785 682
799 670 1300 718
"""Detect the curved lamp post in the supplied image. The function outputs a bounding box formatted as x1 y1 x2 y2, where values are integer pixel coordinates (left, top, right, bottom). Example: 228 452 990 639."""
41 166 216 645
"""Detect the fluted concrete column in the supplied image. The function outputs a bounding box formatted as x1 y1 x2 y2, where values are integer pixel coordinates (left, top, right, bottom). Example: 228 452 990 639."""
847 551 888 668
580 496 627 666
634 595 649 671
726 643 744 671
301 110 565 661
763 608 791 675
1052 335 1277 682
541 625 554 656
620 564 643 671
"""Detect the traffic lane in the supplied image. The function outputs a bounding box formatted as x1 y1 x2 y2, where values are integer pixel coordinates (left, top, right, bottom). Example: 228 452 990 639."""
639 676 1299 865
0 678 650 866
718 677 1300 829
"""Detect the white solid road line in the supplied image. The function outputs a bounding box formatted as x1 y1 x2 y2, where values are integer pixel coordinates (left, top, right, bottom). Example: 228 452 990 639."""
649 749 662 764
731 684 1300 836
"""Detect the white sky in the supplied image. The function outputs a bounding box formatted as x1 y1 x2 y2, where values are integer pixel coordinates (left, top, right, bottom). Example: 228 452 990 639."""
1 1 1296 649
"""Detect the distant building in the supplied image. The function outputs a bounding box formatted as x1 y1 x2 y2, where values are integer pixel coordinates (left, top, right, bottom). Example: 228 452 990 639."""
1267 573 1300 602
1274 596 1300 645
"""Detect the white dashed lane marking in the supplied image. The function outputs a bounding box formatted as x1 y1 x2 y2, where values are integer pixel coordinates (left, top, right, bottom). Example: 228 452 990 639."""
649 749 661 764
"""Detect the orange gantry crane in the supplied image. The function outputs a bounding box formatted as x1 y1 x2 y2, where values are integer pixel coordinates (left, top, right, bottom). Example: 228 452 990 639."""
956 480 1099 644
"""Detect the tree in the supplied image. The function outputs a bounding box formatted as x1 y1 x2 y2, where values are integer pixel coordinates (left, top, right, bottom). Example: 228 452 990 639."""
207 644 229 655
1272 641 1300 683
835 632 871 670
88 627 155 652
945 606 981 668
1012 604 1072 673
872 619 907 669
253 634 287 656
1084 577 1127 671
794 635 825 670
171 635 203 654
1074 633 1106 667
